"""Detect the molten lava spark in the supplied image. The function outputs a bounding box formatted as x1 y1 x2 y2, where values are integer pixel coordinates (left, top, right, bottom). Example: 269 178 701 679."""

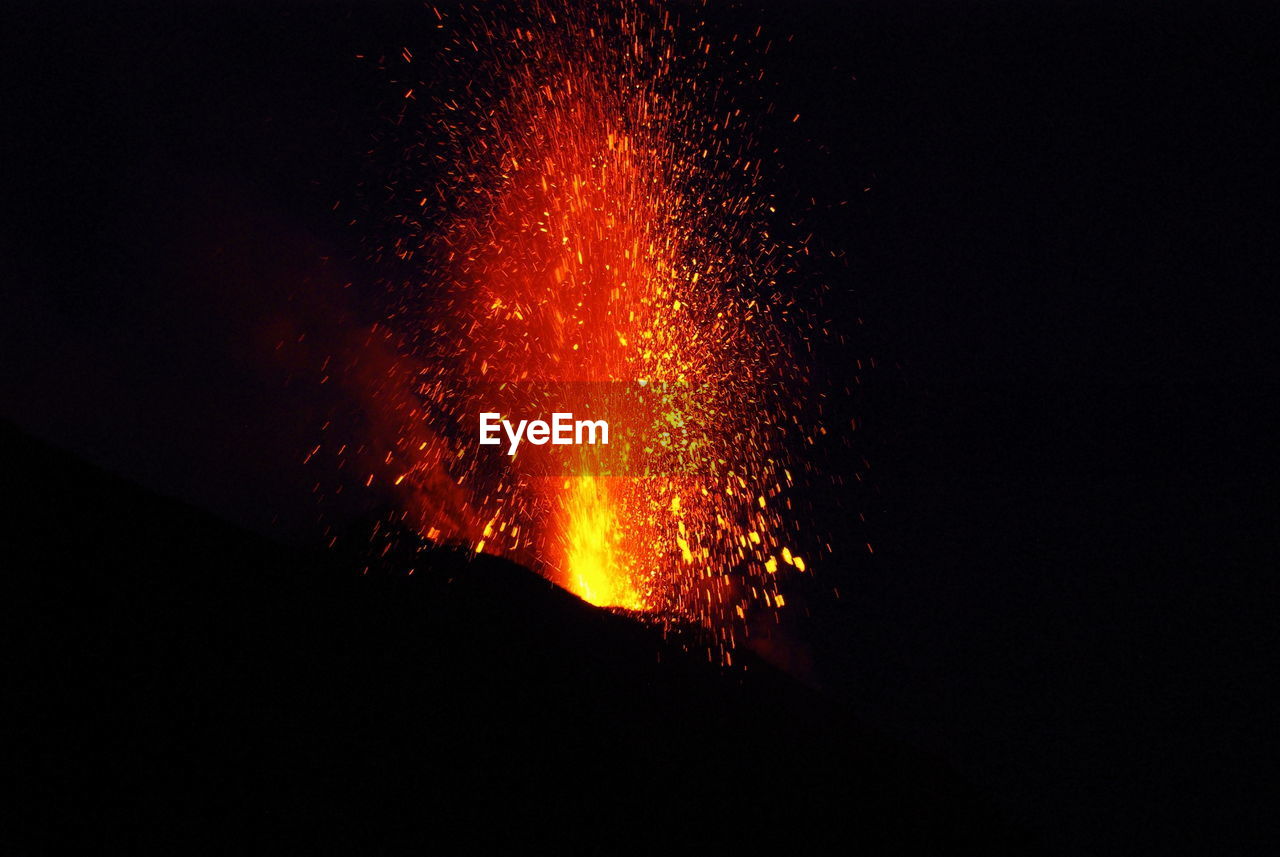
349 0 825 655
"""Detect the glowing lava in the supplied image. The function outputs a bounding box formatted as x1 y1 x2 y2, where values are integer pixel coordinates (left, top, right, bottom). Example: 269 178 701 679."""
349 0 823 651
558 474 640 609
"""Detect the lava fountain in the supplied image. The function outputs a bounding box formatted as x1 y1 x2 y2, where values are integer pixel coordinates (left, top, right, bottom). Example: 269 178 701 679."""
351 0 823 653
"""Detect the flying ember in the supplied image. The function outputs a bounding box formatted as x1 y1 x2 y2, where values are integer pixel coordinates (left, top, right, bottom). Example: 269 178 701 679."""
350 0 825 656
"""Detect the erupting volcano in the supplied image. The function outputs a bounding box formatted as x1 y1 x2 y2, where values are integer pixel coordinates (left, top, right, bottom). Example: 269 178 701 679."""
342 0 825 655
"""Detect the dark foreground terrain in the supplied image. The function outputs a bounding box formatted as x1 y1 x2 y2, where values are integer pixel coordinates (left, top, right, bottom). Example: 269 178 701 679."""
8 420 1036 853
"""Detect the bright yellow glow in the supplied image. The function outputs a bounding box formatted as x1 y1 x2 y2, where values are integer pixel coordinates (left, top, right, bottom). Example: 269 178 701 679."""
559 475 643 609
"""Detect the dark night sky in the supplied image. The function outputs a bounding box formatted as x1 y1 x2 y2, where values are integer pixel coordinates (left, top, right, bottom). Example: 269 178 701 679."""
3 2 1276 853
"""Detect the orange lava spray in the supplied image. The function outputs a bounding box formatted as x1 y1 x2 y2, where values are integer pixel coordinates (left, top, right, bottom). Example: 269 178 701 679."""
355 0 823 654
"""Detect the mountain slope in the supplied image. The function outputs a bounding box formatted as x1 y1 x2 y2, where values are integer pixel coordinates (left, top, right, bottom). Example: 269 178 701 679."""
6 420 1034 853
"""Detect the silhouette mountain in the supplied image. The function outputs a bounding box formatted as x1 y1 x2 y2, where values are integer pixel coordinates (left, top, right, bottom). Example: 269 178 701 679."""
8 420 1037 853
